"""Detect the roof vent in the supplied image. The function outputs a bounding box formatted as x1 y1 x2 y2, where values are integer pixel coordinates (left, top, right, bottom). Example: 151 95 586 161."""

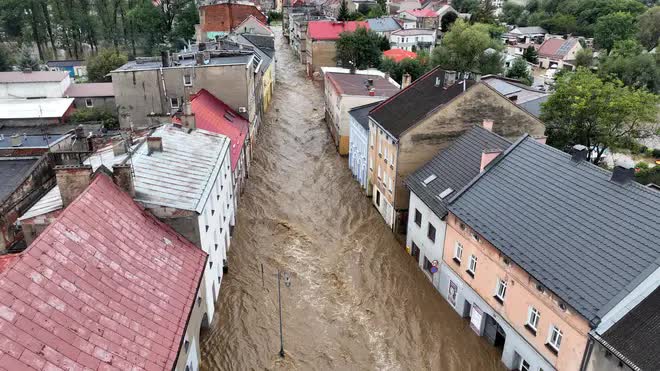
10 134 22 147
422 174 437 185
571 144 588 162
611 158 635 184
439 188 454 199
435 76 441 87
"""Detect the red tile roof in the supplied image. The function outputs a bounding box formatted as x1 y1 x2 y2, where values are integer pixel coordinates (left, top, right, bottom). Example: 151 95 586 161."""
307 21 370 41
64 83 114 98
401 8 438 17
538 38 578 59
0 174 207 371
0 71 69 83
191 89 249 171
200 3 267 33
383 48 417 62
0 254 19 274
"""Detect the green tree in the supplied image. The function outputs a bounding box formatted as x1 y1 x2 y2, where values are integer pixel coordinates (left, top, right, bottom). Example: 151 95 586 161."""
599 40 659 92
500 2 526 25
380 51 431 84
336 27 384 69
522 46 538 63
452 0 480 13
338 0 350 21
506 57 532 85
87 49 128 82
18 46 39 70
574 48 593 68
594 12 637 51
171 1 199 42
431 20 503 73
367 4 386 18
541 68 659 164
637 6 660 50
472 0 498 24
0 44 12 71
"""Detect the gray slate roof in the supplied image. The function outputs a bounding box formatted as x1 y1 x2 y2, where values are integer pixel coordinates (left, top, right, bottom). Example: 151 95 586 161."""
406 126 511 218
0 157 40 203
598 286 660 371
510 26 547 35
112 53 253 72
367 17 402 32
448 136 660 323
349 101 381 130
519 95 549 118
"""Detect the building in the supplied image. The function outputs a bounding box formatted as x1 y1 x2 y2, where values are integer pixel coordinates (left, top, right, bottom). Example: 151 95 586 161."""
0 174 210 371
396 9 439 29
290 14 327 63
234 14 274 36
390 28 436 52
383 48 417 62
190 89 250 199
537 37 582 69
306 21 370 77
504 26 547 45
348 101 380 193
0 98 75 126
585 286 660 371
46 59 87 78
367 17 402 37
347 0 379 12
0 132 75 157
367 68 545 231
236 34 276 113
388 0 423 15
19 125 235 325
0 71 71 99
0 155 53 253
197 1 268 41
323 69 400 154
64 82 115 113
110 51 259 145
440 138 660 371
404 124 510 293
283 0 319 40
481 76 549 118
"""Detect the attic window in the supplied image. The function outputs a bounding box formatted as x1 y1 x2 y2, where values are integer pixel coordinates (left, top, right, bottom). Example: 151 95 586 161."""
224 113 234 122
226 111 236 118
422 174 437 186
439 188 454 199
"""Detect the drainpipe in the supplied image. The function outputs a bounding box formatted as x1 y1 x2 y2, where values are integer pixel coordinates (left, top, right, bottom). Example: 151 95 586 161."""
579 336 595 371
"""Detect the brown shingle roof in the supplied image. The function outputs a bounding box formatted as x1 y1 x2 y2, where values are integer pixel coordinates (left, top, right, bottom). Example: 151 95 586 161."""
327 72 399 97
64 83 114 98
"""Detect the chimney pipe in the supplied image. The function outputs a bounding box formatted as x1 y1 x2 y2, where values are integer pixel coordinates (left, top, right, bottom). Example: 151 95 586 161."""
401 73 412 90
112 138 127 157
480 150 501 172
181 102 196 130
147 137 163 154
112 164 135 197
571 144 588 162
75 124 85 138
534 136 548 145
611 158 635 184
482 119 494 132
161 50 171 68
55 165 93 208
195 52 204 65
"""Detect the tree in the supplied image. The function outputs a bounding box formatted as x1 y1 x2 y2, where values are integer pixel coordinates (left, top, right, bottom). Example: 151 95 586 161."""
87 49 128 82
336 27 384 69
367 4 386 18
0 44 12 71
431 20 503 74
472 0 498 24
18 46 39 71
506 57 532 85
594 12 637 52
500 2 526 25
380 51 431 84
452 0 480 13
599 40 659 92
522 46 538 63
574 48 593 68
338 0 350 21
541 68 659 164
637 6 660 50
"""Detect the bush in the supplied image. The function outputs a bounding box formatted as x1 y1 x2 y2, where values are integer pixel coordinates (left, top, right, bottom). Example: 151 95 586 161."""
87 49 128 83
636 161 649 170
268 11 282 22
653 148 660 158
69 107 118 129
635 165 660 185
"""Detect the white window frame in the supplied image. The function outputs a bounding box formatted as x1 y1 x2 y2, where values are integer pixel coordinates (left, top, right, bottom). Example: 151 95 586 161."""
453 242 463 262
369 156 373 170
170 97 180 109
495 279 507 302
467 254 477 274
527 307 540 331
183 74 193 86
519 358 530 371
547 325 562 351
85 98 94 108
388 177 392 191
378 166 382 180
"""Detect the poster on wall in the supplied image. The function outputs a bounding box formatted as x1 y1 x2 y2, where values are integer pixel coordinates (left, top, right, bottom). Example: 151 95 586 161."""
448 280 457 307
470 304 483 335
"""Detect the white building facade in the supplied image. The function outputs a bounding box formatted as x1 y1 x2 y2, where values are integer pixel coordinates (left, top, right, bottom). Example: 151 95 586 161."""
390 29 437 52
348 103 376 192
0 71 71 98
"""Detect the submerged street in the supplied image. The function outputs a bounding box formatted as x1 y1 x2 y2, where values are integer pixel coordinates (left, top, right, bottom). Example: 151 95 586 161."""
200 29 503 371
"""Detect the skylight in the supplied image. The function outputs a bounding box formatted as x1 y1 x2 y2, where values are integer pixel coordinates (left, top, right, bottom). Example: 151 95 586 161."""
439 188 454 199
422 174 437 186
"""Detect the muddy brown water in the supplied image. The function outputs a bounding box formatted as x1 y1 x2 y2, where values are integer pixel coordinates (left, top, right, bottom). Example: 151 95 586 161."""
200 28 503 371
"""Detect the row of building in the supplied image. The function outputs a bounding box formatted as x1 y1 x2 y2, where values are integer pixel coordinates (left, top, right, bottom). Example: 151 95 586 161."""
0 6 278 370
335 67 659 371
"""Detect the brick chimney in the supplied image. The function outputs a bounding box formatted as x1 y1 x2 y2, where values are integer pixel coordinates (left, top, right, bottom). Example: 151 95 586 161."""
482 119 494 131
571 144 588 162
535 136 548 144
147 137 163 154
112 138 126 156
56 165 93 208
401 73 412 90
480 150 501 172
180 102 196 130
112 164 135 197
611 158 635 184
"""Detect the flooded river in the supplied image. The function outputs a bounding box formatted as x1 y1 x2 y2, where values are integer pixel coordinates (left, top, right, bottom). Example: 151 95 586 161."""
200 28 503 371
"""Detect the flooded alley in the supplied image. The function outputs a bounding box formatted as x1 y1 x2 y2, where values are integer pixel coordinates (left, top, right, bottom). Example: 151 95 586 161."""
200 29 503 371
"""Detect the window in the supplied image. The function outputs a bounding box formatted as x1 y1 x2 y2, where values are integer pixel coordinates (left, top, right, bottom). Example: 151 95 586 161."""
85 98 93 108
388 178 392 192
205 225 209 232
495 279 507 303
547 326 562 353
215 243 218 251
369 157 373 170
423 256 433 273
427 223 436 242
184 340 190 352
384 146 388 162
197 296 202 306
453 242 463 264
183 74 192 86
521 311 541 341
209 261 213 269
519 359 530 371
467 254 477 277
211 209 215 216
170 97 179 109
378 166 382 180
471 231 481 242
414 210 422 227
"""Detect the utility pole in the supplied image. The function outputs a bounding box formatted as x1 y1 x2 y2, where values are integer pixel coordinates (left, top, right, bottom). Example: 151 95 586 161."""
277 269 285 358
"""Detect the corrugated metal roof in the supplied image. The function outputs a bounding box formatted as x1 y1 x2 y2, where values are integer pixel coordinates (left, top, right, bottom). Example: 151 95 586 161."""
18 186 62 220
0 98 74 119
0 71 69 83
